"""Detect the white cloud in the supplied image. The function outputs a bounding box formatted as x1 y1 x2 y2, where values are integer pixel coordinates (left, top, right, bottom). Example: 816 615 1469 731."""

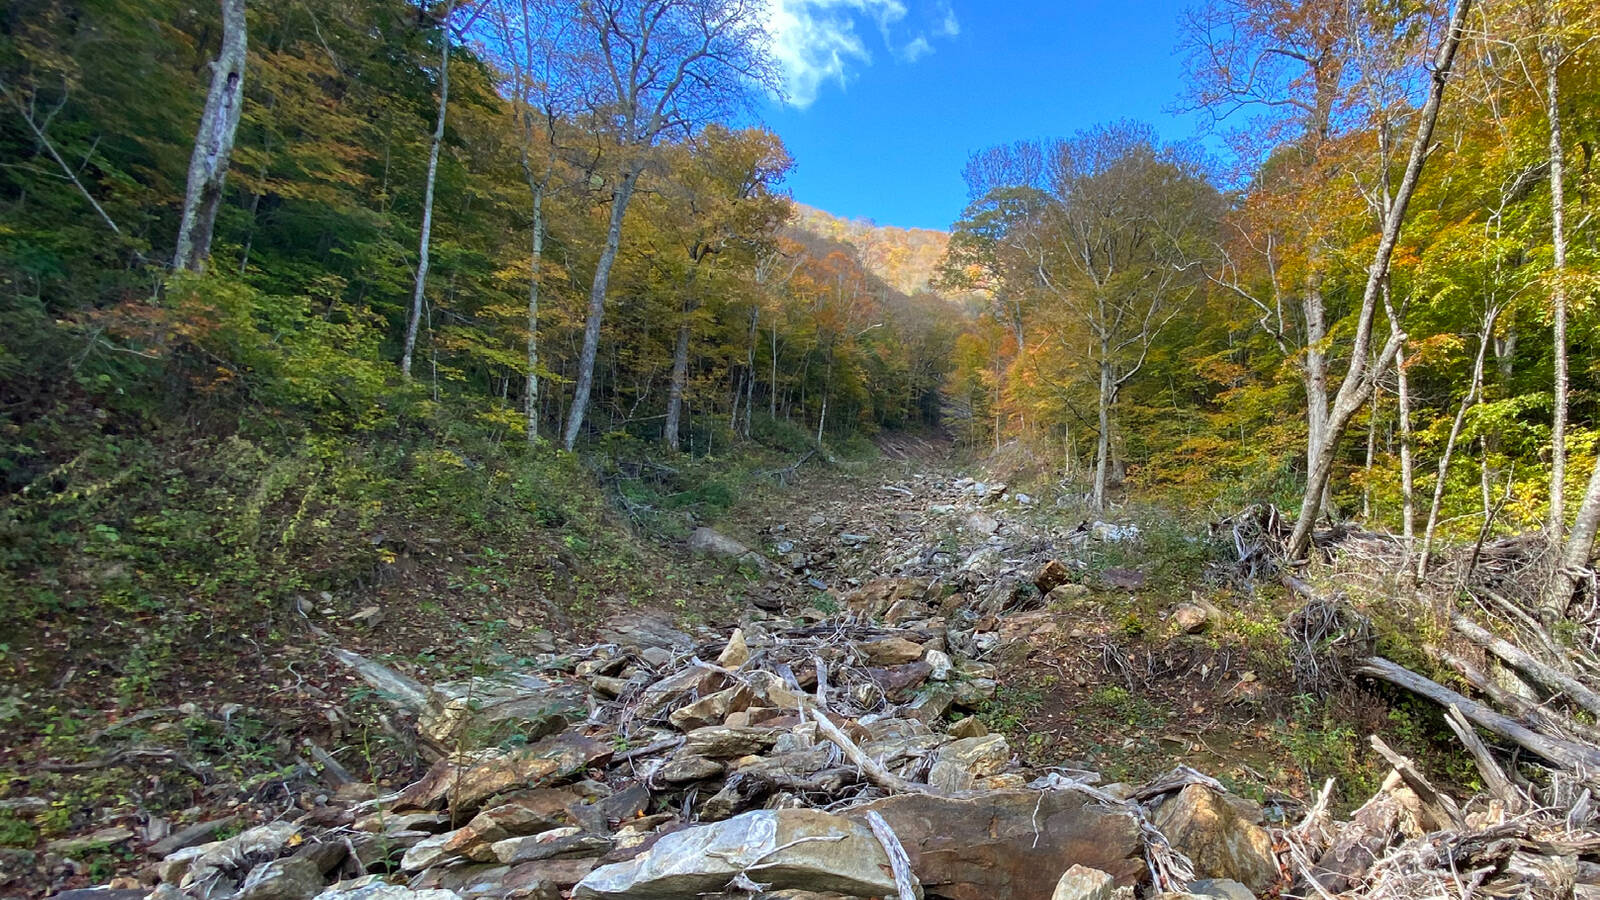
899 36 933 62
766 0 960 108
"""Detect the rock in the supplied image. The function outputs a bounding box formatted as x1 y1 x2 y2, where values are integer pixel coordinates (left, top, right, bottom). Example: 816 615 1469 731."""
148 816 238 857
185 823 300 890
839 533 872 545
572 809 900 900
1051 865 1116 900
599 614 694 654
155 844 209 884
1097 568 1145 591
1034 560 1073 595
947 716 989 739
854 790 1144 900
1149 786 1278 894
396 733 613 814
636 668 724 721
417 673 588 753
349 606 383 627
687 527 752 558
655 754 724 784
716 629 750 668
239 857 326 900
45 826 136 856
409 865 511 897
1047 583 1090 604
312 877 463 900
44 892 148 900
854 637 925 666
925 649 954 681
950 677 998 709
668 687 753 731
682 726 781 758
1186 879 1256 900
1090 522 1141 542
502 858 601 900
927 735 1010 792
865 661 933 700
843 578 929 619
964 512 1000 536
492 830 611 864
442 799 587 862
400 834 453 873
1172 603 1211 634
353 811 451 834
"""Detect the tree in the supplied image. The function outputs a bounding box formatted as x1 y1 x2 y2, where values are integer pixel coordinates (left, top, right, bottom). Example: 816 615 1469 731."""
173 0 248 272
1285 0 1475 560
400 1 456 379
557 0 775 451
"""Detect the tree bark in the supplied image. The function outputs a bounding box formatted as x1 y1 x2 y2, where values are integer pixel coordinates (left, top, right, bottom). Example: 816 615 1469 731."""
524 178 544 443
1386 284 1416 557
1545 26 1569 540
563 164 642 450
1093 350 1113 511
1546 461 1600 621
401 5 452 379
1286 0 1473 561
173 0 247 272
664 301 693 450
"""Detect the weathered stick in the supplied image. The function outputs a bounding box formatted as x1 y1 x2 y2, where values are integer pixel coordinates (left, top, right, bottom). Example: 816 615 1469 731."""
1451 614 1600 718
1368 735 1463 830
1442 705 1524 813
805 703 929 795
1355 656 1600 772
865 810 922 900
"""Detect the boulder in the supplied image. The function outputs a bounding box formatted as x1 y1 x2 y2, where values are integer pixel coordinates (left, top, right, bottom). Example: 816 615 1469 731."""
238 857 325 900
682 726 781 758
312 877 462 900
184 823 300 891
716 629 750 669
844 578 930 619
492 830 611 864
599 613 694 654
964 512 1000 536
927 735 1010 792
1097 568 1145 591
1172 603 1211 634
1149 786 1278 894
1047 585 1090 608
1034 560 1073 595
1050 865 1115 900
854 637 925 666
572 809 900 900
853 790 1144 900
947 717 988 740
418 673 588 754
668 687 753 731
502 858 601 900
396 734 613 814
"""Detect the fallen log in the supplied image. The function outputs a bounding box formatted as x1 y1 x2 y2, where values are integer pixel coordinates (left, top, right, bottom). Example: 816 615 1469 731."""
1451 614 1600 719
1442 705 1525 813
1354 656 1600 773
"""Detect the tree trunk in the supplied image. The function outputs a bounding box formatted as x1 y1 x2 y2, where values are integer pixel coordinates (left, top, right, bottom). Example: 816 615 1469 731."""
1286 0 1472 561
664 301 693 450
1546 462 1600 621
1385 284 1416 555
173 0 247 273
401 6 452 379
1544 27 1569 539
524 178 544 443
1304 281 1331 467
1417 312 1493 579
563 164 642 450
769 323 779 419
1093 351 1113 512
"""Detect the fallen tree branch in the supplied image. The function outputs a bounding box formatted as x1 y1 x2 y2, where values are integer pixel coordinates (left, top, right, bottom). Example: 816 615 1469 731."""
865 810 921 900
1354 656 1600 773
1442 705 1525 814
1451 613 1600 719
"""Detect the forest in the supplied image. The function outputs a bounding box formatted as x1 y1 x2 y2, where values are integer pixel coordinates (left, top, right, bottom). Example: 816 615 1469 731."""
3 0 1600 898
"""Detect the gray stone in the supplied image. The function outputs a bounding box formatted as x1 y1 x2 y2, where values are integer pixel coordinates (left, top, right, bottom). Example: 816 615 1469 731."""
417 673 588 753
1188 879 1257 900
572 809 899 900
927 735 1010 792
312 876 463 900
239 857 326 900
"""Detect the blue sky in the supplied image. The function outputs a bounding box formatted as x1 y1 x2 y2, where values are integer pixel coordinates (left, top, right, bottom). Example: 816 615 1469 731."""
757 0 1208 231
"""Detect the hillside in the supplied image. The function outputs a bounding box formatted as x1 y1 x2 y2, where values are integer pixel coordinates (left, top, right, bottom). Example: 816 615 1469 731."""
790 203 956 298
